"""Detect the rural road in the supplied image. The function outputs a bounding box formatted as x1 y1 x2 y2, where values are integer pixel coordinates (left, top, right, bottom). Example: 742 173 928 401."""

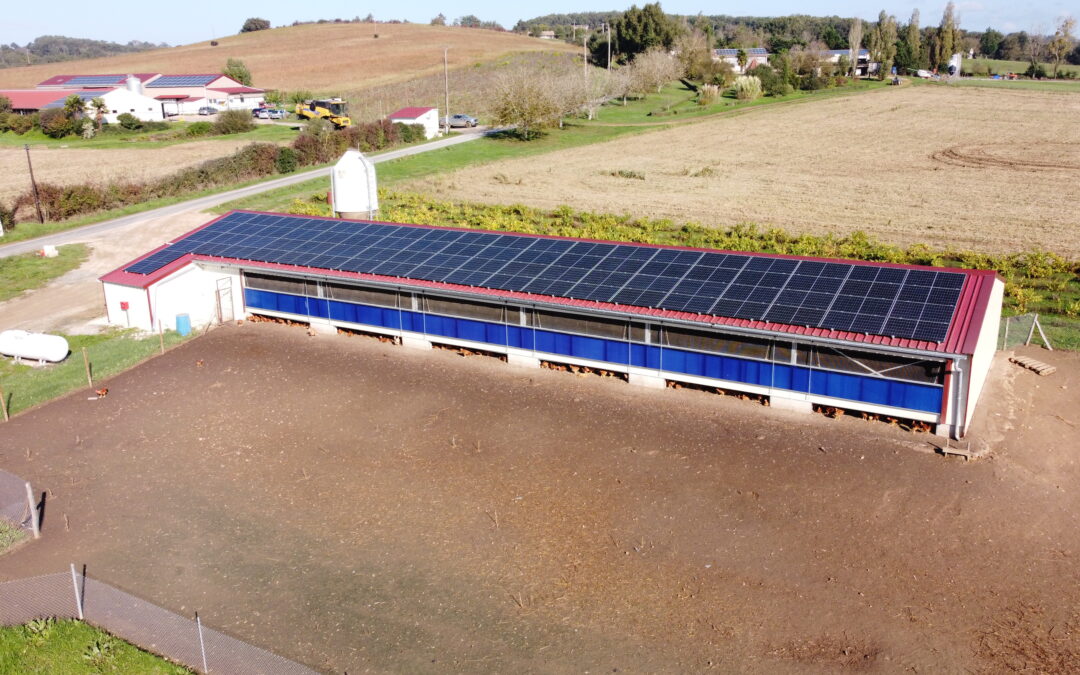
0 127 491 259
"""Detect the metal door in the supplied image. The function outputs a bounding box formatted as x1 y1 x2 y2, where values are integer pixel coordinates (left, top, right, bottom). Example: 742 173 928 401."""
216 277 234 323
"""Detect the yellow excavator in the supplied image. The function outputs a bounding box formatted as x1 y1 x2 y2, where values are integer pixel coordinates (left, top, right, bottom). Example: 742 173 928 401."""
295 98 351 129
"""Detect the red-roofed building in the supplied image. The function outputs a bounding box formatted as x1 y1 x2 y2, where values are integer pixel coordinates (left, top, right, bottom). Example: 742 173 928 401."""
32 73 265 115
36 73 160 89
0 87 163 123
388 106 439 139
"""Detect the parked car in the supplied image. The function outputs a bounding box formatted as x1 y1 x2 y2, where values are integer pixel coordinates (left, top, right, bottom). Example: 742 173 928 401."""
253 108 288 119
440 113 478 128
197 106 219 116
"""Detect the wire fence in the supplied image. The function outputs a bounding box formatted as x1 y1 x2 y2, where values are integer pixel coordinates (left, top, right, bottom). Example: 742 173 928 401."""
0 570 318 674
999 313 1053 350
0 468 34 535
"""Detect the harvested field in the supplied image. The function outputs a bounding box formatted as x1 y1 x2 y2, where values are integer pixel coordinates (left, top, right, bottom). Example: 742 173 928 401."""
0 23 577 93
406 86 1080 257
0 323 1078 672
0 139 261 203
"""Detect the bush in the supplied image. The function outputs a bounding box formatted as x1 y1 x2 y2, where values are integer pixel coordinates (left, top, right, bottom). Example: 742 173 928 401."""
7 115 34 135
697 84 720 105
733 75 763 101
116 113 141 130
141 120 170 132
0 95 11 115
39 109 76 138
241 17 270 33
276 147 298 173
187 121 213 136
393 122 426 144
212 109 255 135
1025 62 1048 79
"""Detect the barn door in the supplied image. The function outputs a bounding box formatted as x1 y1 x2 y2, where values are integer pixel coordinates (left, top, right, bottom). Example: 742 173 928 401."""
216 278 234 323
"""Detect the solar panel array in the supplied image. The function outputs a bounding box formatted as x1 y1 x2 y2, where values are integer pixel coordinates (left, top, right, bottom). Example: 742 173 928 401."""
125 212 966 342
63 75 126 87
146 75 217 88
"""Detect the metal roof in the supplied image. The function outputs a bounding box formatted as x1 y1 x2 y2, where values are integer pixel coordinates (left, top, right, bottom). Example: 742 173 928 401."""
389 107 435 119
102 211 999 356
0 89 68 110
145 74 220 88
36 73 158 87
714 48 769 56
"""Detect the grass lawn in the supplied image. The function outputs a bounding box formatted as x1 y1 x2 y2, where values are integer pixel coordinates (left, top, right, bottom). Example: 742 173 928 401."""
0 519 24 555
946 78 1080 93
0 122 297 150
963 57 1080 78
0 329 194 417
0 244 88 302
0 619 190 674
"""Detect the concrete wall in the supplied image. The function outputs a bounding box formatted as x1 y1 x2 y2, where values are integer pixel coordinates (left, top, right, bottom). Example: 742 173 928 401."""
97 89 164 123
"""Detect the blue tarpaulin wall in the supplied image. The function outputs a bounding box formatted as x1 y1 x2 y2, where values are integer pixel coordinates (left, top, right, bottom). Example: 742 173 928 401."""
245 289 942 414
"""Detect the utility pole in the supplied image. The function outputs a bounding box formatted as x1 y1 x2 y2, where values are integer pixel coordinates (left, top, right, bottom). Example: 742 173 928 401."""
443 46 450 136
24 144 44 224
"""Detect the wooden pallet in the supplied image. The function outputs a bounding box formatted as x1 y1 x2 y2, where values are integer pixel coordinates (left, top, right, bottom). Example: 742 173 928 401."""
1009 356 1057 376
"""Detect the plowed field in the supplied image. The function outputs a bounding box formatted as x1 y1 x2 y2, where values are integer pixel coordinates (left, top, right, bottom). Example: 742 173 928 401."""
406 86 1080 256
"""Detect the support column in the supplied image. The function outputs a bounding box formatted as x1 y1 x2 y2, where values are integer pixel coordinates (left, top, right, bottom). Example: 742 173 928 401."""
401 335 433 350
934 423 953 439
769 396 813 413
628 372 666 389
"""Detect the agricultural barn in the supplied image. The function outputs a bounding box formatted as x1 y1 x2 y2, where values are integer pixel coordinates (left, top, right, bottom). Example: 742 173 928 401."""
100 212 1003 439
0 87 163 123
388 107 439 139
713 48 770 73
35 73 265 115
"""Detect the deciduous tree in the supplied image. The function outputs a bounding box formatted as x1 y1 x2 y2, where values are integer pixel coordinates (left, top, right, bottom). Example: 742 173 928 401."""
610 3 680 63
848 18 864 77
489 65 562 139
868 11 898 79
240 18 270 33
223 58 252 86
1048 16 1077 78
629 47 682 93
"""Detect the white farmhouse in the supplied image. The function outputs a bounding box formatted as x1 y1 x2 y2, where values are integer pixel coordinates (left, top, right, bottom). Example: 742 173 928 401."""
388 107 440 139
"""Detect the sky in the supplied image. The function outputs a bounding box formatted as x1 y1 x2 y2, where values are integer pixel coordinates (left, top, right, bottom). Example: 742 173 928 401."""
4 1 1074 46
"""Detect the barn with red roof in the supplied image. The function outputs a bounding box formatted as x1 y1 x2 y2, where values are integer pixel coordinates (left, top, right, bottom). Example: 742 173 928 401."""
100 210 1003 439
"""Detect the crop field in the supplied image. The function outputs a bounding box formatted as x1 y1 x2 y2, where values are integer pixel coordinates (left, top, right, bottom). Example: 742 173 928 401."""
0 23 577 93
0 137 265 204
406 85 1080 257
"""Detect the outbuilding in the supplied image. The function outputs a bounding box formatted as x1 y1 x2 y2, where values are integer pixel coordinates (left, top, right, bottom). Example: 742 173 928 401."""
388 107 439 139
101 211 1003 439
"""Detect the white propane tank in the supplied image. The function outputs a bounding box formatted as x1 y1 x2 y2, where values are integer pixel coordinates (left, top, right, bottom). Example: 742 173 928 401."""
0 330 70 363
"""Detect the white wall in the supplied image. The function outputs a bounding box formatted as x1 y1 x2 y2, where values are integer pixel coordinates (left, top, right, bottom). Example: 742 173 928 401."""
103 283 152 330
964 277 1005 430
103 263 244 333
97 89 165 123
391 109 439 139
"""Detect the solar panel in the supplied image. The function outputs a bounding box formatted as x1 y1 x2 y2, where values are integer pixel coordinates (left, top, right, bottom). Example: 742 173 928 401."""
146 75 218 88
65 75 125 87
122 212 969 343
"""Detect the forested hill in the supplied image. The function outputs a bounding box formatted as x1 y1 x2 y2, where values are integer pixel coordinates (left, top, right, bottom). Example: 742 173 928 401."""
0 36 166 69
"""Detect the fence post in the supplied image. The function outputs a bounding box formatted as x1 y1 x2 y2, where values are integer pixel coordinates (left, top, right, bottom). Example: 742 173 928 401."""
82 348 92 387
1001 317 1009 350
196 612 209 673
1025 313 1038 346
0 384 8 422
24 482 39 539
70 563 84 620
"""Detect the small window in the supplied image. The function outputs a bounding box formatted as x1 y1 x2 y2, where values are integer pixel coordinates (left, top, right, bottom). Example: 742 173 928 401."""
423 295 506 322
244 272 313 296
663 326 771 360
325 281 399 308
534 310 628 340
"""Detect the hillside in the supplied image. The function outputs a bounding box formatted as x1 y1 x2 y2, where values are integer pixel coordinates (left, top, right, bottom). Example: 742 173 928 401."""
0 22 578 92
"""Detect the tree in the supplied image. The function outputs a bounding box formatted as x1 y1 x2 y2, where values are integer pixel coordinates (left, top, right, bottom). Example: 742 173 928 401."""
90 97 107 129
241 18 270 33
610 3 680 63
0 94 11 114
868 11 898 79
938 2 957 70
223 58 253 86
980 28 1004 58
904 9 923 70
674 28 715 80
736 48 748 71
489 65 562 139
1048 17 1077 78
629 47 682 93
431 14 447 26
848 18 864 77
63 94 85 119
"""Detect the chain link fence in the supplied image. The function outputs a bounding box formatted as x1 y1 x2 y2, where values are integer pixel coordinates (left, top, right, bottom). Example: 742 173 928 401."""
0 468 34 534
999 313 1053 350
0 570 317 674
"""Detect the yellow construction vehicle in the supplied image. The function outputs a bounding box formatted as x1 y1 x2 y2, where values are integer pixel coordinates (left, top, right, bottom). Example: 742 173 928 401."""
295 98 351 129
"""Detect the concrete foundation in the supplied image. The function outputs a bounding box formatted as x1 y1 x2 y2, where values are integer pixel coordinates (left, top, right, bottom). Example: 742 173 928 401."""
401 335 433 350
769 396 813 414
628 372 666 389
934 423 953 438
506 353 541 368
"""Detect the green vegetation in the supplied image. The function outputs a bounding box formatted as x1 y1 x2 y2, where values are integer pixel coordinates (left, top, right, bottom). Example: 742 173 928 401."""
0 619 190 673
944 78 1080 93
0 519 24 554
0 329 194 417
0 244 88 302
0 121 297 149
279 190 1080 350
963 58 1080 78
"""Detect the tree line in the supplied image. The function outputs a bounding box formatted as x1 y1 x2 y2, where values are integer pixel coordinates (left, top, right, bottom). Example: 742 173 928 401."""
0 35 165 69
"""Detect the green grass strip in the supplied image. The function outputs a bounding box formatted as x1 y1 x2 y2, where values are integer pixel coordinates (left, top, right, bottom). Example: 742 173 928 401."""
0 244 88 302
0 619 191 673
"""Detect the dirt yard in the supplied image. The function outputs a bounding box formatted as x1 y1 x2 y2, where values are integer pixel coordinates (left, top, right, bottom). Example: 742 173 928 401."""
0 323 1076 673
0 139 263 204
406 85 1080 256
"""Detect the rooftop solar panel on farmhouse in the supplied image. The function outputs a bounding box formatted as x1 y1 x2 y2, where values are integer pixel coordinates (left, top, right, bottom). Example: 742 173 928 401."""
65 75 126 87
146 75 218 87
124 212 966 342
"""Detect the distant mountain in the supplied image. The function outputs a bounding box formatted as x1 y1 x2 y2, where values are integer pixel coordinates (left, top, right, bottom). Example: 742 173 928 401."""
0 36 167 69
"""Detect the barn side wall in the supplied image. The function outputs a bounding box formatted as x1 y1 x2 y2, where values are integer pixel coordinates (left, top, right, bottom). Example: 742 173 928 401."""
964 277 1005 432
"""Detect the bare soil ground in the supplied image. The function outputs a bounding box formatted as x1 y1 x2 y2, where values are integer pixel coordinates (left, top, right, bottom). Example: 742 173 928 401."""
0 24 576 93
0 209 209 333
406 86 1080 256
0 139 259 204
0 323 1077 673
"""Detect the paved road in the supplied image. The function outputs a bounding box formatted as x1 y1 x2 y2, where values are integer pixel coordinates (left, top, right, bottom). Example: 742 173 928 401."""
0 128 490 259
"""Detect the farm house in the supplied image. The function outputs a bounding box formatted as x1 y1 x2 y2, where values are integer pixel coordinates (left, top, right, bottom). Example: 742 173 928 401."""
100 211 1003 439
388 107 439 139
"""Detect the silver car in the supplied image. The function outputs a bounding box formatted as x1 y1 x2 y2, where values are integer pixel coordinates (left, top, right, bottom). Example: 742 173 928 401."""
441 114 478 128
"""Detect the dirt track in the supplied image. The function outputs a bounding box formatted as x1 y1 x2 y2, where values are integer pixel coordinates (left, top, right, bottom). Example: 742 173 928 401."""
406 85 1080 256
0 323 1077 673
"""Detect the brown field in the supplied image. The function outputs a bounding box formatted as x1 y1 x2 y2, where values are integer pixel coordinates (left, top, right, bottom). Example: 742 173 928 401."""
0 23 577 93
0 323 1077 672
405 85 1080 257
0 138 260 203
